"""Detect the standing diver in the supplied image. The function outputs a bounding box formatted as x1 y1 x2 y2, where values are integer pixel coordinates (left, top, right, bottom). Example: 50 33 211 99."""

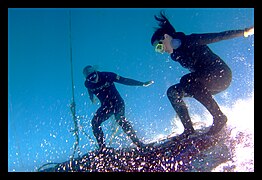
151 11 254 137
83 65 154 152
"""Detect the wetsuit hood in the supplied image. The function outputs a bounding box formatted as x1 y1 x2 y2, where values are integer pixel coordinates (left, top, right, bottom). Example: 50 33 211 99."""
83 65 97 78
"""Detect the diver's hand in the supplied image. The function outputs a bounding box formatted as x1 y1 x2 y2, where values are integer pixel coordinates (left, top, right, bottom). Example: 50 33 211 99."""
244 26 254 37
143 80 154 87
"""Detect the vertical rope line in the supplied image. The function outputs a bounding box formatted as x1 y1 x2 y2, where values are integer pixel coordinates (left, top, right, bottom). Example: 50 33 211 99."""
68 10 80 161
69 10 75 103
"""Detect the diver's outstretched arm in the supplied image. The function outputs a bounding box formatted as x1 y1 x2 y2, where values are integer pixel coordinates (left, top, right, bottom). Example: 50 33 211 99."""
188 26 254 45
115 75 154 87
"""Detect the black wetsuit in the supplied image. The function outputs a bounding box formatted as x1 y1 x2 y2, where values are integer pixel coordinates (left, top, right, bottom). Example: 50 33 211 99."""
85 72 144 149
167 30 245 135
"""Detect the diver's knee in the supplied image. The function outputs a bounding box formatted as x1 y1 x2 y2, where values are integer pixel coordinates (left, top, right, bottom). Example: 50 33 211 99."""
167 85 182 100
167 85 175 98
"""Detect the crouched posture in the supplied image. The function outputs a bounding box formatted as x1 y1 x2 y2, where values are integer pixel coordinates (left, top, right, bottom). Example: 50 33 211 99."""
83 65 154 151
151 11 254 136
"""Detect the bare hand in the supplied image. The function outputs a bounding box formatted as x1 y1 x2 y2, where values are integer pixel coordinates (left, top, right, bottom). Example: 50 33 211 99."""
143 80 154 87
244 26 254 37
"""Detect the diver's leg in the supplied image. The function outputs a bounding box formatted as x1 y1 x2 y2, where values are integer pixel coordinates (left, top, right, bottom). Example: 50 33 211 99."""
193 91 227 135
92 106 112 151
116 115 145 148
180 73 227 135
167 84 195 136
115 102 145 148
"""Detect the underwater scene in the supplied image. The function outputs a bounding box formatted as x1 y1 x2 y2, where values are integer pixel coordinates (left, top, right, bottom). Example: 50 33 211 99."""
8 8 254 172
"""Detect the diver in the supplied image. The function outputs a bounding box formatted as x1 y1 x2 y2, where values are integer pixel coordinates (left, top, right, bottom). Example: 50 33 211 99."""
151 11 254 137
83 65 154 152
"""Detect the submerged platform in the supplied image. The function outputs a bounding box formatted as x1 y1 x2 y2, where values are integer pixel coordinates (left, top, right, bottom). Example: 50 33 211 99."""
39 129 231 172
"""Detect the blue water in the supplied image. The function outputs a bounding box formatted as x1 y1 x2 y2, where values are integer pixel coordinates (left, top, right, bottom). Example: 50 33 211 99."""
8 8 254 172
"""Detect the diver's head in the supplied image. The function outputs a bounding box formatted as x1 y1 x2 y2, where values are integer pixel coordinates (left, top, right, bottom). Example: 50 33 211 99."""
151 11 176 54
83 65 95 78
83 65 99 83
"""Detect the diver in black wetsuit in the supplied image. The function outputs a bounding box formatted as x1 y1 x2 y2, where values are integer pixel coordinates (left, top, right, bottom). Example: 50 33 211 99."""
151 11 254 137
83 65 154 152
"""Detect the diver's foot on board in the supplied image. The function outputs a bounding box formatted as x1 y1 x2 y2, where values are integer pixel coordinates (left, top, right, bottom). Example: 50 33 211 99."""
206 114 227 136
96 146 115 154
137 142 155 153
171 129 195 141
96 146 106 154
136 141 147 150
135 141 157 152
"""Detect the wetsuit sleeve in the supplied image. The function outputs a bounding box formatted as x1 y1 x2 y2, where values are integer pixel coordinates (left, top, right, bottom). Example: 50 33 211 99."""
188 29 245 45
114 74 144 86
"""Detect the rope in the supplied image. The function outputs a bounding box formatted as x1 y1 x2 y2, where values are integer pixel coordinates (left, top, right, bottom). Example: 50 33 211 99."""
38 10 92 172
68 10 117 152
68 10 81 160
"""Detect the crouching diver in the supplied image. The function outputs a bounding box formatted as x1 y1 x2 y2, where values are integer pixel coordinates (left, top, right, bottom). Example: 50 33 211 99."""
151 11 254 137
83 65 154 152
